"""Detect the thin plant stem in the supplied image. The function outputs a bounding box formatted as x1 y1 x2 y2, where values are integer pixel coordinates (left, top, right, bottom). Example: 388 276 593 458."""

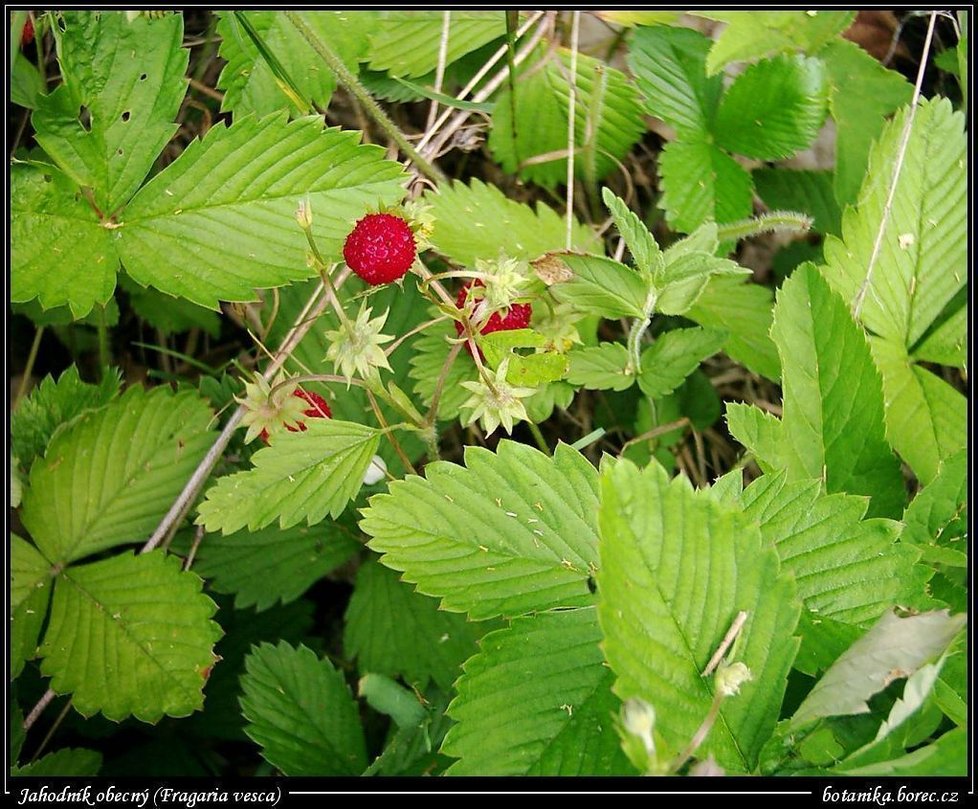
565 11 581 250
15 325 44 406
527 421 550 455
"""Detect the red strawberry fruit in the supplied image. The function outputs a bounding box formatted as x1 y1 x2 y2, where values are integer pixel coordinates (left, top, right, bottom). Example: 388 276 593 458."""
343 213 416 286
259 388 332 444
21 17 34 46
454 281 533 339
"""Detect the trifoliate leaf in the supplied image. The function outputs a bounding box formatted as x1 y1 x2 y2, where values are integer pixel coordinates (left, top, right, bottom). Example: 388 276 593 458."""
362 441 600 620
714 55 828 161
343 558 490 690
197 419 381 534
192 522 360 611
240 641 366 775
40 550 222 723
442 608 633 775
20 385 216 565
597 459 801 772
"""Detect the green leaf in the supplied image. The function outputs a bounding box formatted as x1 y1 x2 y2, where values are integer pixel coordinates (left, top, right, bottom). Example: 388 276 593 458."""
821 98 965 347
363 689 454 776
658 137 754 233
601 188 662 276
738 472 925 626
409 318 479 422
240 641 366 775
490 51 645 189
343 558 489 690
185 599 315 742
20 385 216 565
10 50 44 109
686 276 780 380
655 250 749 316
789 609 966 731
267 275 429 477
793 612 862 677
427 179 599 266
902 448 967 551
192 522 360 611
698 11 856 75
837 727 965 776
836 657 949 771
753 168 841 235
122 276 222 337
361 441 600 620
392 77 495 112
10 163 118 318
566 343 633 391
820 39 913 206
597 459 801 772
627 25 721 136
548 253 651 319
730 264 906 518
442 608 632 775
40 550 221 723
11 534 53 679
11 364 121 468
714 55 828 160
197 419 381 534
119 114 407 309
934 650 966 727
367 11 504 78
33 11 188 212
10 747 102 777
217 11 371 117
912 300 966 368
358 673 427 728
638 327 726 399
869 338 966 485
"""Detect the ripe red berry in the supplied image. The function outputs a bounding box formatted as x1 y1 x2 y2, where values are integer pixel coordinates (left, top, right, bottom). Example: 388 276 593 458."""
454 281 533 339
259 389 332 444
342 213 416 286
21 17 34 46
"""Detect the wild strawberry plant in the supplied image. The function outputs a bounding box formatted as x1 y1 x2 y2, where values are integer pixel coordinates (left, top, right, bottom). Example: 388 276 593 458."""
8 10 967 779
